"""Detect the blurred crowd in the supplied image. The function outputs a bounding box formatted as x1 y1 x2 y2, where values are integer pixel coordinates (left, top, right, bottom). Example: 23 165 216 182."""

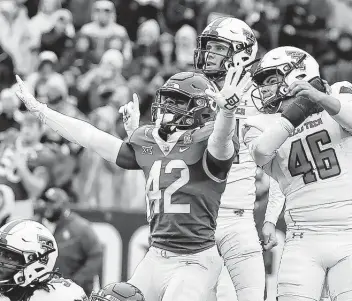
0 0 352 211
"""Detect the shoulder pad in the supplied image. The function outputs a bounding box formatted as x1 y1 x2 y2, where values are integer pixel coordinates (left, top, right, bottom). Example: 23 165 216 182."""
129 125 154 145
191 122 215 143
331 81 352 97
244 114 280 132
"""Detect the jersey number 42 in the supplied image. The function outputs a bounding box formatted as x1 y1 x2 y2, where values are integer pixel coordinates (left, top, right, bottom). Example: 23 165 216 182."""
288 130 341 184
146 160 190 221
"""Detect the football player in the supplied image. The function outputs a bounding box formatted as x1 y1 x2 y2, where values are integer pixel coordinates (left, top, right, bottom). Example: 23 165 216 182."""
243 46 352 301
194 16 285 301
121 16 285 301
15 68 250 301
0 219 87 301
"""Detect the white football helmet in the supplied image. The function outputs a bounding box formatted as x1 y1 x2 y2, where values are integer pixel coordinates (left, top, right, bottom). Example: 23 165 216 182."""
251 46 321 113
0 219 58 292
194 17 258 81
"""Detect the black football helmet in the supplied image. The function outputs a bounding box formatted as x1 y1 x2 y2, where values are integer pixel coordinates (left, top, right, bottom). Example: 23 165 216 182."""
90 282 145 301
151 71 218 134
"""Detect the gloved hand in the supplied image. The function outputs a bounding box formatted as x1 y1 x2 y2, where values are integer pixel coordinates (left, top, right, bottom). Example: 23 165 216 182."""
119 93 140 138
205 66 252 113
15 75 47 123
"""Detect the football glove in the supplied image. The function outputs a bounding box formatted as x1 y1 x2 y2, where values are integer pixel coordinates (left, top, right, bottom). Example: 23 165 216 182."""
205 66 252 113
15 75 48 123
119 93 140 138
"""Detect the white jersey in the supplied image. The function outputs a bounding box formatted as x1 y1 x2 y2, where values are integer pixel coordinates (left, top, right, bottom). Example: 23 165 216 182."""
0 278 87 301
244 82 352 230
219 88 260 213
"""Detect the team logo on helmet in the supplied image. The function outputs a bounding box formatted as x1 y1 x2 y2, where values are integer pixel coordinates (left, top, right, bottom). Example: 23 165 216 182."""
37 235 54 265
285 50 306 71
242 29 255 56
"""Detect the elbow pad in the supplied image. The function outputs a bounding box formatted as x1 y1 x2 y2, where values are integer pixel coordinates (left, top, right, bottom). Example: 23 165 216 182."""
282 77 326 127
281 96 315 127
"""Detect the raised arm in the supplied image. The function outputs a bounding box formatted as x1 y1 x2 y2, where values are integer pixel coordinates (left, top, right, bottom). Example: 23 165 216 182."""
15 76 139 169
204 67 250 180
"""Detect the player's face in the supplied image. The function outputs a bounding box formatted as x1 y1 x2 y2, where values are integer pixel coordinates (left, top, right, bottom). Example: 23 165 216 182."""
259 73 283 102
0 246 23 281
205 40 231 71
158 96 189 127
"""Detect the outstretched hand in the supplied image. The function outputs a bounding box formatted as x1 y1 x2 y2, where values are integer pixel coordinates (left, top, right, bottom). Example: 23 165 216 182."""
15 75 47 117
205 66 252 112
119 93 140 137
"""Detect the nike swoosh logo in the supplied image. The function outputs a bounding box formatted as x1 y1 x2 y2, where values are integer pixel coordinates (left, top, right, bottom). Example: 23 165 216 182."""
179 147 189 153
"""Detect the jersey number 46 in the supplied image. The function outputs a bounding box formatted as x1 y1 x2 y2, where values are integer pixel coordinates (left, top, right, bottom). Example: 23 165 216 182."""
145 160 190 221
288 130 341 184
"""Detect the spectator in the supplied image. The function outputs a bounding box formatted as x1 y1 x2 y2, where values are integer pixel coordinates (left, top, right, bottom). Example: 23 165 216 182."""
37 76 85 201
124 19 160 78
38 187 103 295
174 24 197 71
40 9 75 72
0 88 22 133
197 0 254 33
127 55 162 124
1 112 54 220
161 0 202 34
74 105 126 208
30 0 62 41
322 31 352 83
0 43 16 92
0 0 37 76
25 51 64 102
61 34 96 100
80 0 132 64
110 85 132 139
156 32 176 70
327 0 352 33
278 0 331 57
246 6 273 53
77 49 126 112
40 74 85 146
62 0 95 31
134 19 160 57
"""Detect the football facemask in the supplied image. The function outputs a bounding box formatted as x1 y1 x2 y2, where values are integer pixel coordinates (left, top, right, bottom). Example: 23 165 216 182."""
152 88 217 132
251 54 308 114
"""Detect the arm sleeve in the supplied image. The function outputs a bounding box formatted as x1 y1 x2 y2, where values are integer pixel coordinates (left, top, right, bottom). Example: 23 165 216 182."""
207 109 237 161
265 177 285 225
243 117 294 167
42 107 123 163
